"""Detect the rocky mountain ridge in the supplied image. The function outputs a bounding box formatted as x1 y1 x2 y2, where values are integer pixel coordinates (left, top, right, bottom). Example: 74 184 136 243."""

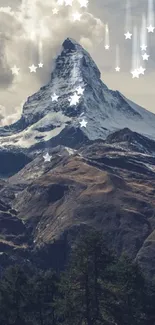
0 133 155 278
0 38 155 280
0 38 155 161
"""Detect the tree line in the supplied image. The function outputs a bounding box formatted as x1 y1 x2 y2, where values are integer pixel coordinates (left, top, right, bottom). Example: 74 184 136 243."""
0 229 155 325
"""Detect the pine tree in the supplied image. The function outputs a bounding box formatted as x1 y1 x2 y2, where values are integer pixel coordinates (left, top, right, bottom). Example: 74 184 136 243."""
0 265 29 325
108 253 148 325
56 228 117 325
27 269 59 325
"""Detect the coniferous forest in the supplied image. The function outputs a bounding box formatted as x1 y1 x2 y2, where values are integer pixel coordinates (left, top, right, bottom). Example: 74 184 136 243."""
0 229 155 325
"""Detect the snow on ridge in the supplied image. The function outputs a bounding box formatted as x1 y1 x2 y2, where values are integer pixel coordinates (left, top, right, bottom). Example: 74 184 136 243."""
143 162 155 171
65 147 77 155
0 38 155 150
0 111 71 149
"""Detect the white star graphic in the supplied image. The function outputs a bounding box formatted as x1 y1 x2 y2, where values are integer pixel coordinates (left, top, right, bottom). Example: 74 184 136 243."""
43 153 52 162
51 93 59 101
105 44 110 50
29 64 37 73
138 66 146 75
80 119 87 127
65 0 73 5
38 62 43 68
124 31 132 39
147 25 155 32
142 53 149 60
69 93 80 106
52 8 59 14
131 69 140 78
115 66 120 72
11 65 20 75
76 86 85 95
72 12 82 21
140 44 147 51
78 0 89 7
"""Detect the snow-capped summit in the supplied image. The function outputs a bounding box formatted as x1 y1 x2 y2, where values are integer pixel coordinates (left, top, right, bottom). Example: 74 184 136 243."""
21 36 108 130
51 37 102 84
0 37 155 153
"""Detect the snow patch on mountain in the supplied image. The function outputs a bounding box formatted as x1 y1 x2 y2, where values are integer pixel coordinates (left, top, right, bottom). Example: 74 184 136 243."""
0 37 155 151
65 147 77 155
119 93 155 139
0 111 71 149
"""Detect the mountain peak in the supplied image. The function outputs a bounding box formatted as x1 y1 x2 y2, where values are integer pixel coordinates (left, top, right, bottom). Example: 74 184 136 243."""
0 38 155 152
62 37 83 52
51 37 101 82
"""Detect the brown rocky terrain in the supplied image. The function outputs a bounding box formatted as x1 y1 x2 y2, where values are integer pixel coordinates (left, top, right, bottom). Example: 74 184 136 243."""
0 38 155 280
0 134 155 280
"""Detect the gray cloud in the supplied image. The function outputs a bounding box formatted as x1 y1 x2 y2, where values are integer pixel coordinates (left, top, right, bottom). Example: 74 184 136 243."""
0 0 105 125
89 0 155 113
0 0 155 127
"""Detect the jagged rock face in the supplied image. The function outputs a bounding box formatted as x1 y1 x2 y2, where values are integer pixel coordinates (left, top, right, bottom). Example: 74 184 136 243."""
106 127 155 155
0 140 154 278
0 37 155 167
0 38 155 279
0 151 32 177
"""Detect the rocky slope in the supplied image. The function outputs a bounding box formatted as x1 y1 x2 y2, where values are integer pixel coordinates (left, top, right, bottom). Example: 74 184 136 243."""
0 38 155 279
0 131 155 278
0 38 155 178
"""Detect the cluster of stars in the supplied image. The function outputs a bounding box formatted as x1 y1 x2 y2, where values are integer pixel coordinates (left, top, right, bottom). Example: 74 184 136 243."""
4 0 155 166
51 85 85 106
130 43 149 79
112 23 154 77
43 84 87 162
11 63 44 75
8 0 154 81
51 86 87 125
52 0 88 21
131 66 146 78
102 0 155 78
9 0 90 76
124 23 154 78
51 86 84 101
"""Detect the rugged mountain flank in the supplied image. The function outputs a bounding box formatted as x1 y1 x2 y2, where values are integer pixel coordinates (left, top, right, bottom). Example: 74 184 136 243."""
0 38 155 176
0 38 155 279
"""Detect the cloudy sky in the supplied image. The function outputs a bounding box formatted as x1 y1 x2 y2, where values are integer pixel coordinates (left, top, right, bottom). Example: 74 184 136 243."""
0 0 155 126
